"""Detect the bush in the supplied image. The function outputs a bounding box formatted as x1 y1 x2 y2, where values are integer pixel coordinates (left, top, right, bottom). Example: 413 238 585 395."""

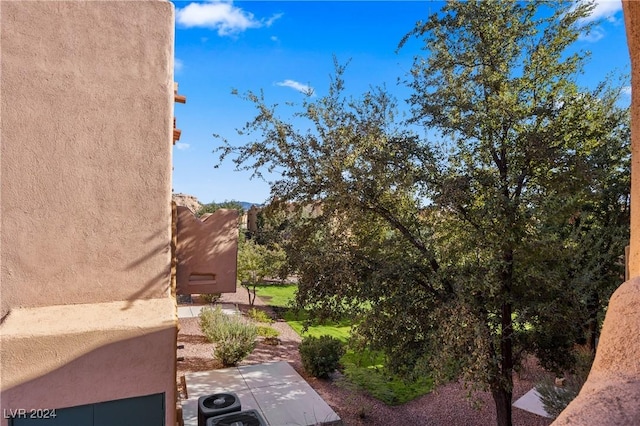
256 325 279 338
536 346 594 418
248 308 274 323
200 293 221 304
199 307 230 342
299 335 345 378
213 319 258 366
199 307 258 365
536 379 579 418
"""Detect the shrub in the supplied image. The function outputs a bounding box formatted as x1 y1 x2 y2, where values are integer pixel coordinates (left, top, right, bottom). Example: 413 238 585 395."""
213 320 258 366
536 376 583 418
248 308 274 323
536 346 594 418
199 307 258 366
200 293 221 304
256 326 279 338
299 335 345 378
199 307 231 342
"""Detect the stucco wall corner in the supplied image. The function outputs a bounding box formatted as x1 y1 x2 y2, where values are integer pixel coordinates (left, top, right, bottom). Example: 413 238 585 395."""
553 277 640 425
623 0 640 279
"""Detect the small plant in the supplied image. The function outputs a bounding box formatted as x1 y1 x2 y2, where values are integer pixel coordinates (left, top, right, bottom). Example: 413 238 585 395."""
199 306 231 342
200 293 221 304
257 325 279 338
199 307 257 365
212 319 258 366
536 376 582 418
536 346 594 418
248 308 273 323
299 335 345 378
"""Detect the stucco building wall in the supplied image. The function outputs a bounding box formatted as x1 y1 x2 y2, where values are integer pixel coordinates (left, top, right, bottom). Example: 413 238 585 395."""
1 0 173 315
553 2 640 424
0 1 177 425
627 1 640 280
175 207 238 295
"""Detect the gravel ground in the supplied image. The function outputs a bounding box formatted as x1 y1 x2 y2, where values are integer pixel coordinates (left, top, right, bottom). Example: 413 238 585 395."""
177 290 553 426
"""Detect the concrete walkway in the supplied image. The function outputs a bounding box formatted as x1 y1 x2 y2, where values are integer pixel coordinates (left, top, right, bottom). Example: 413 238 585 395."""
177 303 239 319
181 361 342 426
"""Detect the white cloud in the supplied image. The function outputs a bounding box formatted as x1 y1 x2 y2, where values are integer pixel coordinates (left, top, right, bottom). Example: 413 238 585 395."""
574 0 622 42
270 35 279 42
175 142 190 151
622 86 632 96
174 58 184 73
276 79 315 95
176 1 282 37
582 0 622 23
579 26 606 42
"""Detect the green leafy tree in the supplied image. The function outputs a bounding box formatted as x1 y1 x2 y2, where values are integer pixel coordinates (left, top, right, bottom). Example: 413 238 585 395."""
216 2 629 425
237 236 286 306
399 1 628 424
556 108 630 352
253 200 294 246
198 200 244 217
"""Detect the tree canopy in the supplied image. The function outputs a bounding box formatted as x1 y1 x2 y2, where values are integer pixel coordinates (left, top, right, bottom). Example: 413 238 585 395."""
197 200 244 217
216 2 630 425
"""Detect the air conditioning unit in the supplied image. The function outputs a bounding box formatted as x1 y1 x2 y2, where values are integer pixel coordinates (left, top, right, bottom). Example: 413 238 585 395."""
198 392 242 426
206 409 268 426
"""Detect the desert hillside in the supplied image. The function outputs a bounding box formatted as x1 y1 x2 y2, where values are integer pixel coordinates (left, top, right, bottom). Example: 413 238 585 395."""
172 193 201 214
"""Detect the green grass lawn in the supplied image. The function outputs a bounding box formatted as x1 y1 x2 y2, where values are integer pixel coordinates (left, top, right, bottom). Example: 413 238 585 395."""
283 310 352 342
253 283 434 405
254 284 352 341
253 284 297 308
341 350 433 405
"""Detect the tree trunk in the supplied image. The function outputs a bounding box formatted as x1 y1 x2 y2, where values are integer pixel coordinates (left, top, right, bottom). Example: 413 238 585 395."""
492 387 513 426
243 284 256 306
493 300 514 426
495 242 514 426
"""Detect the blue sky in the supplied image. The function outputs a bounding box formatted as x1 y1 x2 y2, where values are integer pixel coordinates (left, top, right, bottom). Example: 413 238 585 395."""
171 0 631 205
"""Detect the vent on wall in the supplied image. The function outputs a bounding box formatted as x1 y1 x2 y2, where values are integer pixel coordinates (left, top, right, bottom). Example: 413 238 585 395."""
189 274 216 285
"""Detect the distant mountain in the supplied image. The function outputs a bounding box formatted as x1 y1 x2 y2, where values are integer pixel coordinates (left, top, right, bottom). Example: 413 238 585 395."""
238 201 264 210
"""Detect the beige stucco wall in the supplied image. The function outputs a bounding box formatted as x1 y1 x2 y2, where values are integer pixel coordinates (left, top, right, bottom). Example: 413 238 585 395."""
1 0 174 316
176 207 239 295
627 1 640 280
553 2 640 424
1 300 177 426
0 1 177 425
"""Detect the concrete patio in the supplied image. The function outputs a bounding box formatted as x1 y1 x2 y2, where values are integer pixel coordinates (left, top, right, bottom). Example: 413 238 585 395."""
181 361 342 426
177 303 240 319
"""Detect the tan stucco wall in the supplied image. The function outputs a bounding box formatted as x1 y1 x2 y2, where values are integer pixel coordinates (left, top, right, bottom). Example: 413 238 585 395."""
0 300 177 426
0 1 177 425
553 2 640 424
1 0 174 315
627 0 640 280
176 207 239 295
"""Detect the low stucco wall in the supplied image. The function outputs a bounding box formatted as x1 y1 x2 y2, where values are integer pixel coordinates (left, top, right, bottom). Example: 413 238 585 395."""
0 0 174 316
176 207 239 295
0 299 177 426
